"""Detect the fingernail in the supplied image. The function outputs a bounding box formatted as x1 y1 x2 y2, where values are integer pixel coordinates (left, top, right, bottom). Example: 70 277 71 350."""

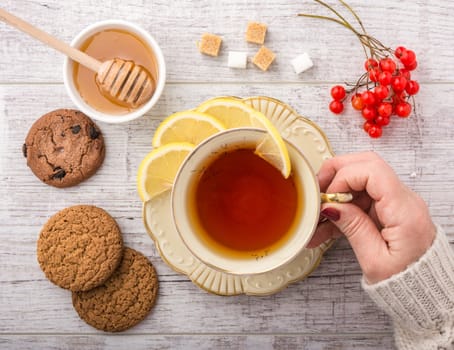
320 208 340 222
318 216 328 224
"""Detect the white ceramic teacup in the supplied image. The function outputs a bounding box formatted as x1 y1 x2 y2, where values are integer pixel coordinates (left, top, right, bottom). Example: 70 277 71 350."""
171 128 321 275
63 20 166 123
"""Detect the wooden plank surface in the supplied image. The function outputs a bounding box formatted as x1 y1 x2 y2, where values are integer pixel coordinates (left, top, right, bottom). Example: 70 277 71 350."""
1 0 454 349
0 334 394 350
1 1 454 83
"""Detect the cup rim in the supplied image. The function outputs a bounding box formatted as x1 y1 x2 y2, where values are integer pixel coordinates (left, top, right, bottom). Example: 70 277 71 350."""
63 19 166 124
171 128 321 276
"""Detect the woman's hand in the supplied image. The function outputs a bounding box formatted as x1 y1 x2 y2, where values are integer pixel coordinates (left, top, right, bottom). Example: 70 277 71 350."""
308 152 436 284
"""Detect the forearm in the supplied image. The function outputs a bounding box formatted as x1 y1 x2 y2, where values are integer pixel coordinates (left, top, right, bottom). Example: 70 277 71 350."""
362 226 454 350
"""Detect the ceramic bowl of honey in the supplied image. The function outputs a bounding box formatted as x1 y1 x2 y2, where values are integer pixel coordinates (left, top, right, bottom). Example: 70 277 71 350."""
63 20 166 123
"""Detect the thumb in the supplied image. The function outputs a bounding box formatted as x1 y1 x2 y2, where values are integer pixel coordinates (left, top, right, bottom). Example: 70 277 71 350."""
320 203 388 270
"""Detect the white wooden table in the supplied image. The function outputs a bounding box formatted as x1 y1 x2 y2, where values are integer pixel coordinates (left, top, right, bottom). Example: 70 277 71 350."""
1 1 453 349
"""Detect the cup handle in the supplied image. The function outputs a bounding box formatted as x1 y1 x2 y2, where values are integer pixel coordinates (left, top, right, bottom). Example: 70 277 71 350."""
320 192 353 203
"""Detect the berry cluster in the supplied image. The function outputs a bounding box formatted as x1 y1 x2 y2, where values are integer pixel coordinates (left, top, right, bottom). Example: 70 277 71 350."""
299 1 420 139
329 47 419 138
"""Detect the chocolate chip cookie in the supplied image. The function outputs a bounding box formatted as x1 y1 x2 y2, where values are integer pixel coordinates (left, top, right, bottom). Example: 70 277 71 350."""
23 109 105 188
72 247 159 332
37 205 124 292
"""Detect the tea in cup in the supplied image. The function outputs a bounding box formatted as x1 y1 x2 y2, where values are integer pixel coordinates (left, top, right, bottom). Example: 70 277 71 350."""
171 128 321 275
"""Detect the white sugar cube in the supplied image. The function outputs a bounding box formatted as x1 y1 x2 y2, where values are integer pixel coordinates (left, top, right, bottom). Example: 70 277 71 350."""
291 53 314 74
228 51 248 69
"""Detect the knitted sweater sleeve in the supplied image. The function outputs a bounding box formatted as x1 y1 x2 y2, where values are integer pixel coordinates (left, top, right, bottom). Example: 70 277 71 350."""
362 226 454 350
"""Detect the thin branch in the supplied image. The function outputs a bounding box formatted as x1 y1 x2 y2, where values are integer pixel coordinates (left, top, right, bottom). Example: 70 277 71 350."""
297 13 349 28
339 0 366 34
299 1 370 58
299 2 394 59
338 0 374 56
313 0 360 35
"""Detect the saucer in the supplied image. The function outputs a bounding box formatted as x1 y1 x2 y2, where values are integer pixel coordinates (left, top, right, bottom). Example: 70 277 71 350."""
142 96 335 296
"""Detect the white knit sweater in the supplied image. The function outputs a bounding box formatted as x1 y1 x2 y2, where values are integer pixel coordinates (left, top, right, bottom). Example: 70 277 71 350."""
362 226 454 350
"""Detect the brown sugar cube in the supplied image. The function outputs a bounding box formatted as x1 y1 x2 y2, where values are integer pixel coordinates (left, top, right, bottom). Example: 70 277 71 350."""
198 33 222 57
252 46 276 71
245 22 267 44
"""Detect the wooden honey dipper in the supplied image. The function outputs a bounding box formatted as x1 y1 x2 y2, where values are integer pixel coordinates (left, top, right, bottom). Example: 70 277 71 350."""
0 8 155 108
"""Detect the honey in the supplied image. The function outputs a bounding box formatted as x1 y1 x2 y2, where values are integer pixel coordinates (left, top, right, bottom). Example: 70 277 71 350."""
73 29 158 115
190 148 300 255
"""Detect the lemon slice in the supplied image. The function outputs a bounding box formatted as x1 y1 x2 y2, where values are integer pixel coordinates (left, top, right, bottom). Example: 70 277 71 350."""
137 142 195 201
152 111 226 147
196 97 266 129
196 97 291 178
